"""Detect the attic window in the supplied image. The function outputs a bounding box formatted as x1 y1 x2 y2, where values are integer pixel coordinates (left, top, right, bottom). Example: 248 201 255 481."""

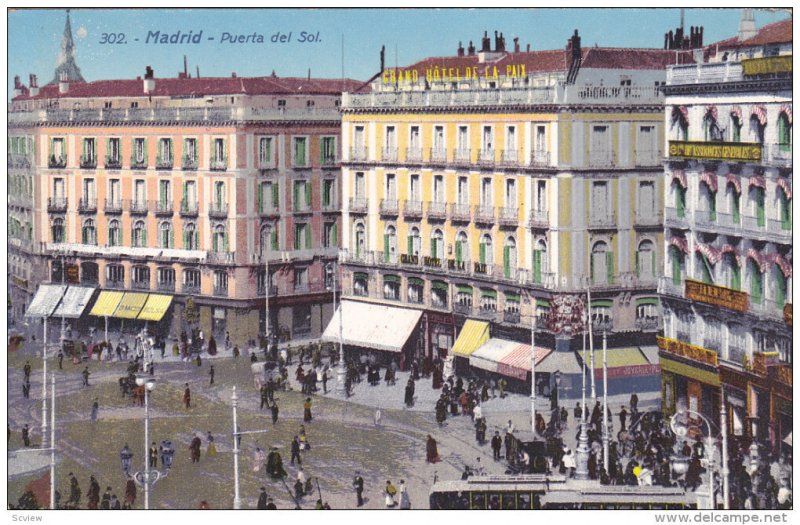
335 99 340 107
278 99 286 108
231 97 234 104
306 100 315 108
104 101 112 109
131 101 139 108
488 82 496 89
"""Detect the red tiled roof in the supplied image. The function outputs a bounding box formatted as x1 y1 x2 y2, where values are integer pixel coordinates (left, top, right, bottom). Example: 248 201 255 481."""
581 47 692 69
710 19 792 49
12 75 364 101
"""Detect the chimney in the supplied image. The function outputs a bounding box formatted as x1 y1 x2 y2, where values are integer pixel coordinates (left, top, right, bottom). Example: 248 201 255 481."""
184 55 188 77
468 40 476 56
29 74 39 97
307 68 310 81
513 37 520 53
481 31 491 52
698 26 703 48
143 66 155 93
196 66 200 79
232 72 237 78
494 31 500 51
457 41 465 57
526 44 530 52
58 71 69 94
498 32 506 52
13 75 22 97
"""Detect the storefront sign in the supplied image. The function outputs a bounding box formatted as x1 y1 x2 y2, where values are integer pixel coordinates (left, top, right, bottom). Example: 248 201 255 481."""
400 254 419 266
657 336 718 367
719 365 749 392
783 303 792 327
742 55 793 76
65 263 80 284
423 256 441 268
12 276 28 288
426 311 454 326
660 356 720 386
668 141 762 162
447 259 466 272
594 364 660 380
685 279 749 312
474 262 487 274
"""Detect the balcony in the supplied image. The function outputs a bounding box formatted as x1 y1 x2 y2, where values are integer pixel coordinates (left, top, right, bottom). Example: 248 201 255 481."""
157 281 176 293
132 280 150 291
665 206 689 229
634 211 662 228
528 209 549 229
104 199 123 214
259 205 280 218
403 200 423 219
79 155 97 169
667 61 745 85
429 148 447 163
154 200 173 216
767 219 792 243
292 158 310 170
530 151 550 167
8 154 31 169
128 200 148 215
449 203 471 222
635 317 660 332
349 197 368 214
453 148 471 165
749 298 786 321
130 156 147 170
180 200 199 217
503 310 522 324
693 211 718 232
473 205 495 224
381 147 398 162
321 154 338 167
427 201 447 220
293 201 312 215
716 211 741 234
106 279 125 290
213 286 228 297
498 207 519 227
379 199 399 216
78 198 97 214
446 259 469 274
658 276 684 298
208 202 229 219
475 307 499 321
257 283 278 296
47 197 67 213
48 155 66 169
105 156 121 169
210 158 228 171
531 272 558 290
207 251 236 265
588 212 617 230
156 155 174 170
349 146 367 162
182 156 198 170
592 318 614 333
478 149 495 166
588 150 616 168
453 303 473 316
293 283 310 294
406 147 423 163
763 143 792 168
499 149 519 166
182 283 200 295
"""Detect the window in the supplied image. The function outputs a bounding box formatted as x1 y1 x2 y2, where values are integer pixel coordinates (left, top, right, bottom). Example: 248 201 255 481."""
456 285 473 307
505 178 516 208
636 299 658 324
51 218 64 243
590 125 611 165
674 180 688 218
591 241 612 285
292 305 312 337
638 181 656 217
81 219 97 245
322 179 335 208
157 267 175 289
353 272 368 296
533 125 547 162
410 174 420 202
750 114 765 144
431 281 448 308
159 180 171 208
106 264 125 286
503 236 517 278
321 136 336 164
727 323 746 364
354 223 366 257
637 126 657 164
183 138 198 168
293 137 307 167
778 112 792 150
294 223 311 250
431 229 444 260
752 186 765 227
408 278 424 304
748 257 764 304
157 138 173 167
636 240 656 279
80 138 96 167
434 175 445 203
160 222 173 249
778 185 792 230
278 99 286 108
722 252 741 290
731 115 742 142
383 275 400 300
505 126 516 154
536 180 547 212
213 224 228 253
773 265 788 308
294 267 308 292
409 126 420 153
323 221 338 248
385 126 396 158
457 125 469 158
108 219 121 247
134 179 146 207
133 138 146 166
408 226 421 256
590 300 613 328
671 107 688 141
258 181 278 213
481 178 492 206
383 225 397 263
50 137 66 166
703 317 722 352
385 173 397 202
183 268 201 291
482 125 494 152
211 138 227 170
353 126 365 158
214 181 226 209
132 220 147 247
480 289 497 311
109 179 121 206
184 223 199 250
703 112 723 142
355 172 366 200
457 176 468 205
670 244 686 285
479 234 493 266
533 239 547 284
591 181 610 221
699 177 717 222
214 270 228 293
260 224 277 255
133 265 150 287
258 136 273 167
455 231 468 265
293 180 311 210
433 126 445 156
82 178 96 203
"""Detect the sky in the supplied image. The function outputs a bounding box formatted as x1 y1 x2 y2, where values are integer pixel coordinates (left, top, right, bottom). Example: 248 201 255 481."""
7 7 792 97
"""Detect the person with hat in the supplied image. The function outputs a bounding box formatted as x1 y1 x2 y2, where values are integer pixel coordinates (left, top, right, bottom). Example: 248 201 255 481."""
21 424 30 447
257 487 268 509
303 397 313 422
100 487 112 509
353 471 364 507
183 383 191 409
68 472 81 507
399 479 411 509
266 447 286 479
385 480 398 508
87 475 100 509
291 436 302 465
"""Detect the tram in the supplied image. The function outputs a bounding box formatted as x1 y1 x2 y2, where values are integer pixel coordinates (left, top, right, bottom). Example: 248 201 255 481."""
429 475 694 510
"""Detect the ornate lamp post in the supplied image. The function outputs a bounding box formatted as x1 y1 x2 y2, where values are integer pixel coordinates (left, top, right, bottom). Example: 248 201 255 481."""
326 262 346 395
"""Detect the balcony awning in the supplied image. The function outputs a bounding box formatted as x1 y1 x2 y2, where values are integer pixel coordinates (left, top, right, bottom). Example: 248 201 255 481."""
25 284 67 318
89 291 125 317
321 300 422 353
113 292 149 320
137 294 174 322
52 286 96 319
451 320 490 357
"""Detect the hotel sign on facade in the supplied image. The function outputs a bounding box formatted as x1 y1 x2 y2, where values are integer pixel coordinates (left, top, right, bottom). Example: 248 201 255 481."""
742 55 793 76
685 279 749 312
657 336 718 368
668 141 762 162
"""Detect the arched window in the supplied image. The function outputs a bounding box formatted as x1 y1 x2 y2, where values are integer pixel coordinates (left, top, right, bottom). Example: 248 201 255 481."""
749 114 765 144
703 316 721 352
778 112 792 149
503 236 517 279
773 264 788 308
354 223 365 258
695 248 714 284
727 180 741 223
160 221 173 249
636 240 655 279
108 219 121 247
722 251 741 290
669 244 685 285
455 231 469 265
431 229 444 260
184 223 198 250
730 114 742 142
260 224 276 255
383 225 397 263
671 106 688 141
52 218 64 243
132 220 146 247
748 256 764 305
591 241 612 285
672 179 687 218
533 239 547 284
777 184 792 231
82 218 97 245
407 226 421 257
479 233 493 267
703 111 722 141
213 224 227 253
727 322 746 365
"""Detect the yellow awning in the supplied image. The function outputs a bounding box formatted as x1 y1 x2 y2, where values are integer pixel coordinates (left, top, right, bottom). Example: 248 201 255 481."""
137 294 173 321
89 291 125 317
114 293 149 319
451 320 490 357
580 347 649 368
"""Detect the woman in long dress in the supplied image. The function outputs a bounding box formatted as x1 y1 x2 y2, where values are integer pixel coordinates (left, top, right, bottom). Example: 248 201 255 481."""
206 431 217 458
253 445 266 472
426 435 440 463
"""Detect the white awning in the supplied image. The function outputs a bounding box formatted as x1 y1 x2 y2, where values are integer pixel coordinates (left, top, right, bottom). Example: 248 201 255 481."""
25 284 67 318
321 300 423 353
640 345 660 365
536 350 584 375
470 338 518 373
53 286 97 319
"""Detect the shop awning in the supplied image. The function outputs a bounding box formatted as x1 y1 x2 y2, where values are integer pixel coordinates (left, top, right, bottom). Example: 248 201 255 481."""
640 345 660 365
475 339 553 381
321 300 423 353
137 294 173 321
25 284 67 318
451 320 490 357
470 338 518 373
535 350 583 375
52 286 96 319
113 293 149 319
89 291 125 317
580 347 661 379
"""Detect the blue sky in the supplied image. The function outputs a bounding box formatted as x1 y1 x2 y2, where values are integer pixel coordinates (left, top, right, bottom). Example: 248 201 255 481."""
7 8 791 96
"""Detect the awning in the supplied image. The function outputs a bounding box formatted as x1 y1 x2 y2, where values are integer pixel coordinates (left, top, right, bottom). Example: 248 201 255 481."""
536 350 584 375
137 294 173 321
470 338 518 373
451 319 490 357
114 293 149 319
52 286 96 319
498 342 553 381
89 291 125 317
25 284 67 318
321 300 423 353
580 347 661 379
640 345 660 365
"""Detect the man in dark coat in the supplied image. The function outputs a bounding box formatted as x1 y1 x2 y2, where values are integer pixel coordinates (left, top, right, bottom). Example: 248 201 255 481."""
491 431 503 460
353 472 365 507
303 398 312 422
257 487 268 509
271 402 279 425
266 447 286 479
82 367 91 387
404 378 415 407
290 436 302 465
426 435 440 463
619 406 628 432
23 361 31 381
183 383 191 409
22 424 30 447
100 487 112 509
260 384 269 410
190 434 202 463
630 391 639 415
208 365 215 385
87 475 100 509
68 473 81 506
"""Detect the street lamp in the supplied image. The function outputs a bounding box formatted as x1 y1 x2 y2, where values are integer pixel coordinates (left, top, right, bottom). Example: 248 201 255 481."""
127 375 168 509
326 262 346 395
120 444 133 475
669 407 724 509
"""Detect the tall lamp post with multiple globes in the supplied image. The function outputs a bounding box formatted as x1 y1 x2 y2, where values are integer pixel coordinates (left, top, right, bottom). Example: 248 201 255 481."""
326 261 346 395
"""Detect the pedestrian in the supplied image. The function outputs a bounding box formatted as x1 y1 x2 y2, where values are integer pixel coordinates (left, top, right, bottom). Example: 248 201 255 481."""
208 365 215 385
149 442 158 467
353 472 364 507
111 494 120 510
321 367 328 394
303 397 312 422
491 431 503 460
265 497 277 510
619 405 628 432
630 390 639 414
22 379 30 399
125 478 136 506
404 378 415 407
291 436 302 465
266 447 287 479
190 434 202 463
207 431 217 458
260 384 269 409
225 331 231 351
90 398 99 423
58 351 64 370
183 383 191 409
23 360 31 381
257 487 269 509
68 472 81 507
271 402 279 425
498 377 507 398
22 424 30 447
426 434 440 463
87 475 100 509
100 487 111 509
385 480 398 508
82 367 91 387
399 480 411 509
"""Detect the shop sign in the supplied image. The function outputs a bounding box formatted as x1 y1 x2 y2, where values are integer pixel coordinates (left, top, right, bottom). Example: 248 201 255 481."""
668 141 762 162
657 336 718 367
685 279 749 312
659 356 720 386
426 311 453 326
719 365 749 392
742 55 793 76
594 364 660 380
400 254 419 266
65 263 80 284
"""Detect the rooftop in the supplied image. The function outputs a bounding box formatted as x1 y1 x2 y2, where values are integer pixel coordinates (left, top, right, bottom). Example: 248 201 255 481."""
709 18 792 50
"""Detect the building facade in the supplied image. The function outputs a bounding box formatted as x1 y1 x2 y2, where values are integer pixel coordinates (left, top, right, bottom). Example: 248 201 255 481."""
659 15 792 454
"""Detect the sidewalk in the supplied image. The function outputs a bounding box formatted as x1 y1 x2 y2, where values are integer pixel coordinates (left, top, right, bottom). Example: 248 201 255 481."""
8 448 52 478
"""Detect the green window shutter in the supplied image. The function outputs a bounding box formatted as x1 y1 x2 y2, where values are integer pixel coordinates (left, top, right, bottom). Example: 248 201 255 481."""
756 188 765 227
455 240 462 262
479 243 486 265
651 249 656 278
533 250 541 284
606 251 614 284
194 231 199 249
294 225 300 250
733 120 741 142
384 234 390 262
212 232 218 252
305 224 311 249
183 231 188 249
272 182 279 208
701 254 713 284
709 191 716 221
168 138 173 161
293 182 300 209
430 238 436 258
635 250 640 278
265 138 271 162
169 229 174 249
780 190 791 230
731 263 741 291
750 261 762 304
323 181 330 206
331 223 337 246
257 183 264 212
305 181 312 208
142 228 147 247
271 229 278 250
732 193 740 223
223 231 229 252
143 138 148 164
407 236 413 255
775 268 786 307
503 246 510 278
677 187 686 218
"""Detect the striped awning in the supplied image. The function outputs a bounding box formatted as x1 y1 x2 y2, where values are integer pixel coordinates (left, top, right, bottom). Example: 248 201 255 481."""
114 293 149 319
751 104 767 126
25 284 67 318
780 103 792 124
669 236 688 254
721 244 742 267
52 286 96 319
695 243 722 265
451 320 490 357
776 177 792 200
699 171 718 193
770 253 792 278
746 248 770 274
730 105 742 121
725 174 741 194
89 291 125 317
705 105 718 121
497 343 552 381
672 170 688 189
137 294 173 322
470 338 518 373
749 175 766 189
